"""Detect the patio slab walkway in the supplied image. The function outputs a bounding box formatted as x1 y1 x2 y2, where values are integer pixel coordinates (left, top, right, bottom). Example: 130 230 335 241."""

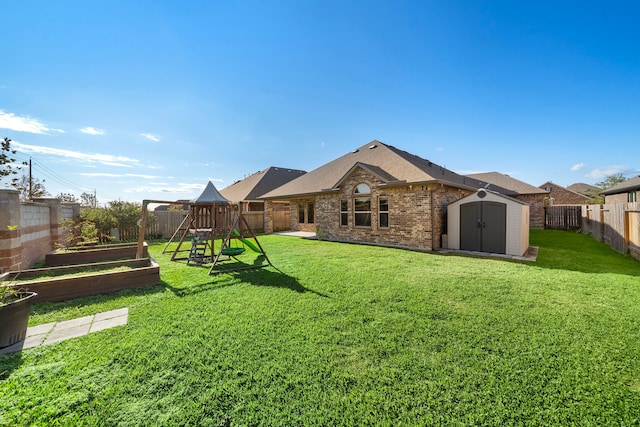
0 307 129 355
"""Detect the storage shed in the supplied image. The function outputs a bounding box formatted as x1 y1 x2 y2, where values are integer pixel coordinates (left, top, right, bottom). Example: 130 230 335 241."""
447 189 530 256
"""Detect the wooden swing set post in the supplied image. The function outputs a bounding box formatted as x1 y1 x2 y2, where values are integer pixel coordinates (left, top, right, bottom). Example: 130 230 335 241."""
208 208 272 275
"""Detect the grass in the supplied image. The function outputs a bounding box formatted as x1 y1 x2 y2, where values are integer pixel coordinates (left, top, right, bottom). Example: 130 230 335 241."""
1 229 639 426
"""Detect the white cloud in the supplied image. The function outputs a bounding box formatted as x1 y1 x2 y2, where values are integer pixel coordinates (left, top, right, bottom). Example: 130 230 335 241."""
570 163 586 172
80 126 105 135
123 182 207 194
140 133 160 142
12 141 140 168
586 164 629 179
79 172 160 179
0 110 53 134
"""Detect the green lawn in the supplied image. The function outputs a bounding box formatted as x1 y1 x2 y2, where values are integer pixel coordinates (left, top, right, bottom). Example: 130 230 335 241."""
1 230 639 426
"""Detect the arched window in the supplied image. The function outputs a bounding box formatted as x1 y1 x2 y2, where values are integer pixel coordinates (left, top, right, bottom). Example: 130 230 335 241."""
354 183 371 194
354 183 372 227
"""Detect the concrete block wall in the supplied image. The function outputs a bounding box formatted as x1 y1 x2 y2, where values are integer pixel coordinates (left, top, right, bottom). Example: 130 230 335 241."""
0 190 80 273
0 190 22 272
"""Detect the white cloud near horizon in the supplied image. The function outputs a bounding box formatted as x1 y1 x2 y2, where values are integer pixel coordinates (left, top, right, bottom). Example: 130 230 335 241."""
140 133 160 142
123 182 209 194
586 164 629 179
0 110 56 134
79 172 159 179
570 163 586 172
80 126 105 135
12 141 140 168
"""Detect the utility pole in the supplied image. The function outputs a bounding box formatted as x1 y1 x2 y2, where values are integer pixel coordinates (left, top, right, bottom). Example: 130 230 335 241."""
29 157 33 201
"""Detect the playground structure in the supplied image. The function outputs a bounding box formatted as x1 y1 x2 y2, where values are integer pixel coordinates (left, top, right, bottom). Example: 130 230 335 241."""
136 181 272 274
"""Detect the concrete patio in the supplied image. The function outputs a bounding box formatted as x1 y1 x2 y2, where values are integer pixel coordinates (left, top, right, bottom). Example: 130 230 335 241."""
0 307 129 355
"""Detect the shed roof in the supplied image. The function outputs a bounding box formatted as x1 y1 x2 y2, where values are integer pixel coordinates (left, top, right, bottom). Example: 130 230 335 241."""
449 188 528 206
466 172 548 195
220 166 306 202
261 140 500 199
600 175 640 195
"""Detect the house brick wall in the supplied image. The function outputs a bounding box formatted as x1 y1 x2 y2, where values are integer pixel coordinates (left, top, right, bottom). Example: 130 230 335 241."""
540 182 588 205
513 194 546 228
291 168 472 250
604 193 629 204
289 197 316 233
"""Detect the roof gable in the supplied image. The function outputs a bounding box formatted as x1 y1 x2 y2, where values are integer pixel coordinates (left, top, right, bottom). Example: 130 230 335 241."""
539 181 590 200
261 140 486 199
331 162 400 189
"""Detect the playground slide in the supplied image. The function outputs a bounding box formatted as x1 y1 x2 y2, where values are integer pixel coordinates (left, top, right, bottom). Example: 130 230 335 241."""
231 229 261 253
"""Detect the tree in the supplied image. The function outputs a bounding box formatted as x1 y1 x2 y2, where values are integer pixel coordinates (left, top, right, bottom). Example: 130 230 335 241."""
596 173 627 190
56 192 78 203
81 191 98 208
1 137 27 180
79 207 116 242
11 173 49 201
108 201 142 230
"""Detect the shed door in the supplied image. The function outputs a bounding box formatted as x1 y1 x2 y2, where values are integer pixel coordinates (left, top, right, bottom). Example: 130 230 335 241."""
459 201 506 254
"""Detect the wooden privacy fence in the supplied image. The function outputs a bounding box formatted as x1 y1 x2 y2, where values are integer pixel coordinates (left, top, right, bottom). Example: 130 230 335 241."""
116 210 267 241
582 202 640 260
544 205 583 230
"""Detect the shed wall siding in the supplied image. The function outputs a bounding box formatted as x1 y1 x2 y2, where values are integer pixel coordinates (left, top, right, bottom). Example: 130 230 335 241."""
447 191 529 256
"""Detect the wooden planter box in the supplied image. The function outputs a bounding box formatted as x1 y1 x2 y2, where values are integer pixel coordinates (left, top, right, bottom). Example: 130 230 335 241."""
45 242 149 266
1 258 160 303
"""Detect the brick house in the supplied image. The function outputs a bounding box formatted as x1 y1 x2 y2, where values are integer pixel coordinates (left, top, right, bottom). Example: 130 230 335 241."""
539 181 591 205
260 141 508 251
466 172 549 228
220 166 306 211
600 175 640 203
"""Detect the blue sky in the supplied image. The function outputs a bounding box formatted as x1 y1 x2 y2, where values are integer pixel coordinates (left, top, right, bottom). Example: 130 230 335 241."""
2 1 639 203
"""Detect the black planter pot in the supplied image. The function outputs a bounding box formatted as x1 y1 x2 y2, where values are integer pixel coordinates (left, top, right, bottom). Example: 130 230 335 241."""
0 291 37 349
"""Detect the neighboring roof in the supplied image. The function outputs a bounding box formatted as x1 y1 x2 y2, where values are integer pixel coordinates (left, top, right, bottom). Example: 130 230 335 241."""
260 140 501 199
539 181 590 200
600 175 640 195
466 172 548 195
567 182 600 195
220 166 306 202
192 181 230 205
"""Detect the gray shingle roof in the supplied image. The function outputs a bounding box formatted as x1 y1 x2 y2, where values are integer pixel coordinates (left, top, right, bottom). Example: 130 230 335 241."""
260 140 498 199
567 182 600 195
600 175 640 195
220 167 306 202
466 172 548 195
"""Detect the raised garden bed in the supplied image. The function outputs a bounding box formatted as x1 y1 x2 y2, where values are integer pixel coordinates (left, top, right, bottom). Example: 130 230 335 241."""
1 257 160 303
45 242 149 266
